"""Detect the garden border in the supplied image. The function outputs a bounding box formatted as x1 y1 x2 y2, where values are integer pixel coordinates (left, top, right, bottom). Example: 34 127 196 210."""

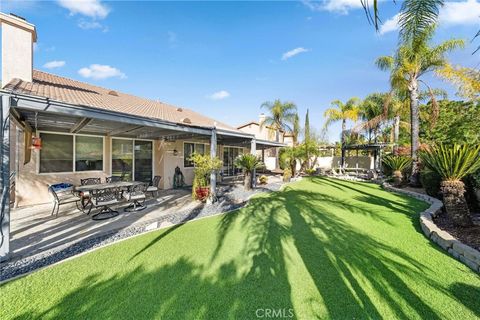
382 182 480 273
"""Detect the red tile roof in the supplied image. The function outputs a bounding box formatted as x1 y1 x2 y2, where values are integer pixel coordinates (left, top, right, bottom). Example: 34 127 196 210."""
4 70 239 132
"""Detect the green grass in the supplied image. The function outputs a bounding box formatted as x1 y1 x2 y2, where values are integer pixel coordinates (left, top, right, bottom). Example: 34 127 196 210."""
1 177 479 319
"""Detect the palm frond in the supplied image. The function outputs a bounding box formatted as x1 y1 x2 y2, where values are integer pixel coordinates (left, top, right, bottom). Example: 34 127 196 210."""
399 0 444 44
376 56 394 71
419 144 480 180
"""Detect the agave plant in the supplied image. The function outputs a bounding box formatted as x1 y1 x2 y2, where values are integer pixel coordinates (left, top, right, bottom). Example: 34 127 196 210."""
234 154 264 191
382 155 412 186
420 144 480 226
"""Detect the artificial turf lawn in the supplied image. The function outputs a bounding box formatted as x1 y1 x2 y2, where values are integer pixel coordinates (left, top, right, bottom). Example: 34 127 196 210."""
1 177 479 319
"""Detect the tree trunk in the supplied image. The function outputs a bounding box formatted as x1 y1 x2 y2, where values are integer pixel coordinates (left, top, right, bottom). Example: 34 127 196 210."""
291 159 296 177
244 171 252 191
441 180 472 227
393 115 400 155
408 78 421 186
341 119 346 168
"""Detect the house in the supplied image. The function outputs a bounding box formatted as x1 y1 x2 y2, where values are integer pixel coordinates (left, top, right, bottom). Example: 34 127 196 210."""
237 114 293 170
0 13 284 261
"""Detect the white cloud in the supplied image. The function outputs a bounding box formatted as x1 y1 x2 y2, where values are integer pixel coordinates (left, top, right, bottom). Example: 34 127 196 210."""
57 0 110 19
439 0 480 26
207 90 230 100
281 47 310 60
302 0 364 14
43 60 66 69
78 19 109 32
78 64 126 80
379 0 480 35
379 13 400 35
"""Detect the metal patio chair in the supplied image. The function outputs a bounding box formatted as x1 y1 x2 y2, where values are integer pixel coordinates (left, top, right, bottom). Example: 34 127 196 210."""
87 187 120 220
123 183 148 212
146 175 162 198
106 176 122 183
48 183 82 217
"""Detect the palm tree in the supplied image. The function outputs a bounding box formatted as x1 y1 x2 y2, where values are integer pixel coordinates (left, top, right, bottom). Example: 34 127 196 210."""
376 28 464 185
420 144 480 226
359 93 388 143
234 154 264 191
260 99 297 142
363 0 444 41
323 97 361 167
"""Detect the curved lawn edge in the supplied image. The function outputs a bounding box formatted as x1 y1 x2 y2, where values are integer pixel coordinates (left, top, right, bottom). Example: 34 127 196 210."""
381 182 480 273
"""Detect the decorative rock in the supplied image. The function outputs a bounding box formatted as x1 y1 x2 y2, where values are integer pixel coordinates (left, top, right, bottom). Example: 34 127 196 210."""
453 242 480 264
430 230 456 250
458 254 480 272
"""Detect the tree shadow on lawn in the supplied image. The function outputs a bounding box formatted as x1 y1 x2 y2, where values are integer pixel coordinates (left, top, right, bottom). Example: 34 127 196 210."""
8 178 480 319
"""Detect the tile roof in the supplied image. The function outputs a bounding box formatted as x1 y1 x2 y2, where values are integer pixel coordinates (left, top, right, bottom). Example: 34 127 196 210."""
4 70 239 132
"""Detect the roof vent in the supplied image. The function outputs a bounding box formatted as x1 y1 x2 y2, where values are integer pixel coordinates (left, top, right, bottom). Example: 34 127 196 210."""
176 107 183 112
181 117 191 124
108 90 118 96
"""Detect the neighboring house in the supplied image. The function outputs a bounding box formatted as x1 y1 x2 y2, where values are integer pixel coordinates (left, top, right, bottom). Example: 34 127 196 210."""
0 13 285 208
237 114 293 170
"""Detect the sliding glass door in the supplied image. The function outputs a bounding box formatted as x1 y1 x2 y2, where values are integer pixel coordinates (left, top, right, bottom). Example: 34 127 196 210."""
134 140 153 182
111 139 152 182
222 147 243 176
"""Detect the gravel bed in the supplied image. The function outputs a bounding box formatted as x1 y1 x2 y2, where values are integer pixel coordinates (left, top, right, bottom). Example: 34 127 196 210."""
0 181 285 282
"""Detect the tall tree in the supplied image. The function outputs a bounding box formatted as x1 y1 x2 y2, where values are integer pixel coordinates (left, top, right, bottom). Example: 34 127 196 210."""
260 99 297 169
304 109 311 169
376 28 464 185
292 113 300 146
260 99 297 142
323 98 361 167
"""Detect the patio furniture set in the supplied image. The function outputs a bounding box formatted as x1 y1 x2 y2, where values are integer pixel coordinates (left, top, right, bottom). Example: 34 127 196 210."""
47 176 162 220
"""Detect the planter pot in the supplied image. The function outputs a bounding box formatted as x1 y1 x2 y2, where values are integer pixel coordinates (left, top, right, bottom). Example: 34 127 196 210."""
195 186 210 202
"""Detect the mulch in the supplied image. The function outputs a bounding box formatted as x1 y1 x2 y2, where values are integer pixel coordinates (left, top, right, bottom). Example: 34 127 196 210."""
434 211 480 252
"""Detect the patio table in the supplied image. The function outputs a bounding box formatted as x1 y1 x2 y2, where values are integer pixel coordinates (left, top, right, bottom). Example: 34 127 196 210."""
75 181 145 220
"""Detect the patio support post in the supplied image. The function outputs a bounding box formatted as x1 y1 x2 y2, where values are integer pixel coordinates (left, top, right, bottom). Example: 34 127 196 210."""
209 128 217 203
0 95 11 262
251 138 256 188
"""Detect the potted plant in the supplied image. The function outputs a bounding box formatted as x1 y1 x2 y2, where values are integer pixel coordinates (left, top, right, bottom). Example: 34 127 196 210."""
420 144 480 227
382 155 412 187
234 154 264 191
189 153 222 201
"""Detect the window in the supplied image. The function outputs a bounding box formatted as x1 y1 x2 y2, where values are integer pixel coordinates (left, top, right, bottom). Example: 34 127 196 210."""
111 139 153 182
184 142 207 167
39 133 103 174
112 139 133 181
75 136 103 171
40 133 73 173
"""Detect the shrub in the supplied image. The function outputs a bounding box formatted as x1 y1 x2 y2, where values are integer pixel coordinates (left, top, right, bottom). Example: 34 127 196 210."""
189 153 222 200
420 144 480 226
234 154 264 191
283 168 292 182
259 175 268 185
382 155 412 186
420 169 441 198
305 168 316 176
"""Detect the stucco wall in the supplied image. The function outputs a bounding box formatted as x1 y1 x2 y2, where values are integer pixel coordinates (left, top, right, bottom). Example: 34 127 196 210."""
314 156 374 170
13 132 111 207
2 22 33 85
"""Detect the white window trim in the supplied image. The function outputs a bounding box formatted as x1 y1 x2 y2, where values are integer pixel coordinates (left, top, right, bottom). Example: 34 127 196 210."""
110 137 155 182
182 141 209 168
37 131 105 175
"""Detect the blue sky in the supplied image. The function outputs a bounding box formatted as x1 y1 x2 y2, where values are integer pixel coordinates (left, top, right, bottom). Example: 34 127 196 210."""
1 0 479 141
